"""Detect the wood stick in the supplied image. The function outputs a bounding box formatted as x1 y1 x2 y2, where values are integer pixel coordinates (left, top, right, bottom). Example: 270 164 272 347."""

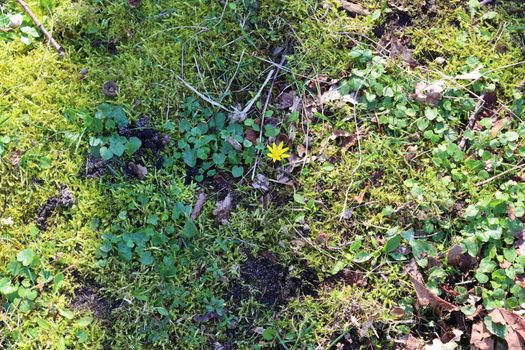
475 162 525 187
15 0 65 58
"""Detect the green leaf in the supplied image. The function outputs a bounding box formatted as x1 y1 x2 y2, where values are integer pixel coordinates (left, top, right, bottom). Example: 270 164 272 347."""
21 26 39 38
262 328 277 341
484 316 507 338
183 149 196 167
125 137 142 156
293 193 305 204
40 0 53 10
385 235 401 253
99 147 113 161
109 136 125 157
17 249 35 267
74 316 93 327
58 307 75 320
231 166 244 178
138 251 154 266
182 218 198 239
0 278 18 295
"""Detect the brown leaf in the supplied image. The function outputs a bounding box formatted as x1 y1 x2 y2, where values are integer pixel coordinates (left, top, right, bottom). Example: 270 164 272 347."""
402 334 424 350
391 307 405 318
411 277 458 314
354 188 367 204
335 0 370 15
190 192 207 220
244 128 259 144
252 174 269 192
390 36 418 68
8 150 22 166
296 144 307 158
491 117 510 137
515 228 525 256
128 0 141 8
415 80 445 106
447 244 477 272
470 321 494 350
277 90 296 110
213 193 233 225
516 274 525 289
487 308 525 349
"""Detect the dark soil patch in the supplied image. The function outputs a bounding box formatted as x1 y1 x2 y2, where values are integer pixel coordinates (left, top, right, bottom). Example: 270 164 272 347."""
83 153 114 179
230 253 318 308
36 185 75 231
70 286 114 320
83 115 170 180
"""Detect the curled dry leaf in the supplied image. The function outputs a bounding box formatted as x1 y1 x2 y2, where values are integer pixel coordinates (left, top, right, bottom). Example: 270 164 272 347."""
190 192 207 220
319 85 358 105
128 0 141 8
252 174 269 192
447 244 476 272
334 0 370 15
415 80 445 106
515 228 525 256
389 36 418 68
470 321 494 350
455 65 482 81
411 277 458 314
213 193 233 225
487 308 525 349
391 307 405 318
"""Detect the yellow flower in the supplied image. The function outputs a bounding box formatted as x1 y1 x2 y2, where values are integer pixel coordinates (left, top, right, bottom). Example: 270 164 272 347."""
266 142 290 162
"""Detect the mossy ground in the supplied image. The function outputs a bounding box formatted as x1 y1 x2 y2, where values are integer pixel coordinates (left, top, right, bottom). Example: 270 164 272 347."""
1 0 524 349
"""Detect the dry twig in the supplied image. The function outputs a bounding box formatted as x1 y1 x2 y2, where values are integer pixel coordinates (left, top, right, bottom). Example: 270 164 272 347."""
15 0 65 58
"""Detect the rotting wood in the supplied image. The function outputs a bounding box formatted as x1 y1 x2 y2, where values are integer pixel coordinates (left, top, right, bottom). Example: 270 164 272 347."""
15 0 65 58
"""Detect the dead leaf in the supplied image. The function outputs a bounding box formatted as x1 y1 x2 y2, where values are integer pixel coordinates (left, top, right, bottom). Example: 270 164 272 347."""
455 65 483 81
125 162 147 180
403 334 425 350
296 144 307 158
252 174 269 192
447 244 476 272
516 274 525 288
244 128 259 144
390 36 418 68
193 312 218 323
226 136 242 151
515 228 525 256
487 308 525 349
8 150 22 166
335 0 370 15
415 80 445 106
213 193 233 225
128 0 141 8
405 258 424 282
411 277 458 314
190 192 207 220
277 90 296 110
319 85 358 105
470 321 494 350
391 307 405 318
424 337 458 350
354 188 367 204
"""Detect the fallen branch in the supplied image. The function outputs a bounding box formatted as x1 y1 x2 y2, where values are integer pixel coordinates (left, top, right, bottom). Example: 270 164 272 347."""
475 162 525 187
15 0 65 58
458 94 486 150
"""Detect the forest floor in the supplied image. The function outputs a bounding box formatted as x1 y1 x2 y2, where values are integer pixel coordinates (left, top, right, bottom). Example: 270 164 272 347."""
1 0 525 349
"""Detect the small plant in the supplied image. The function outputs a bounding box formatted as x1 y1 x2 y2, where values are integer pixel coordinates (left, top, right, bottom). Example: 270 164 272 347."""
79 103 142 160
170 97 264 181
